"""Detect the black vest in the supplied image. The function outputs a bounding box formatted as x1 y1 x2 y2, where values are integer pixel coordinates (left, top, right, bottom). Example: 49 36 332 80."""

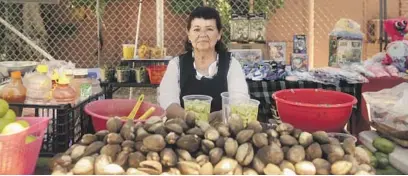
179 51 231 112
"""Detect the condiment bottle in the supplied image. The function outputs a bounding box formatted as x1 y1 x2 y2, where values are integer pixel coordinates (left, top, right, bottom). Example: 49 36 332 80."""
1 71 27 103
53 74 76 103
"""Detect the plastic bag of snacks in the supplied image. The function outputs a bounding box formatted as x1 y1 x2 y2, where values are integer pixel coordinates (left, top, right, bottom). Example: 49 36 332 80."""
363 83 408 131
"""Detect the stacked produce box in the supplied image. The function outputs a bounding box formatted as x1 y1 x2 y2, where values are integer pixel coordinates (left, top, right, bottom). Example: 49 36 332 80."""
49 112 377 175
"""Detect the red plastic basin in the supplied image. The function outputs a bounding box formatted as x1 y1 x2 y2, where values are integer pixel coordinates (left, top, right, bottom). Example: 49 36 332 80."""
84 99 166 131
272 89 357 132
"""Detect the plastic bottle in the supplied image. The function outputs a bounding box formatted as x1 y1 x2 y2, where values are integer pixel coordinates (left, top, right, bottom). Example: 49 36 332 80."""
71 69 92 99
53 74 76 103
88 72 102 95
51 69 59 89
25 64 52 103
1 71 27 103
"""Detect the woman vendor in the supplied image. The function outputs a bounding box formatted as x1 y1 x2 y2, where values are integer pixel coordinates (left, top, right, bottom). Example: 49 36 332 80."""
158 6 248 120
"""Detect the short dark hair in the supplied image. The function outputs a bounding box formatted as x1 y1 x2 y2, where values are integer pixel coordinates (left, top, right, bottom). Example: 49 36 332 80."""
184 6 227 53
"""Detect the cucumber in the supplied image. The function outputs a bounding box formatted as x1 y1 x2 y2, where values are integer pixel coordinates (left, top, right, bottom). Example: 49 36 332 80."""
361 146 374 157
373 137 395 154
370 155 378 168
375 165 404 175
374 152 389 169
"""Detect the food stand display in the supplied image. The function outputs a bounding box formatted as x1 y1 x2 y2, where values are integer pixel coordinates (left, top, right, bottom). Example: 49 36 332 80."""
8 92 105 156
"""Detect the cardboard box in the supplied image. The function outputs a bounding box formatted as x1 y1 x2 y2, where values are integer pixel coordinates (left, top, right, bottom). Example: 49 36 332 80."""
328 36 363 67
228 43 268 60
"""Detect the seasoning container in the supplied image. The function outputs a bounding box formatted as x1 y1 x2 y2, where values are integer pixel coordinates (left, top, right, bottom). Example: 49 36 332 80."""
1 71 27 103
1 71 27 116
100 66 115 82
116 66 130 83
135 66 147 83
129 68 136 82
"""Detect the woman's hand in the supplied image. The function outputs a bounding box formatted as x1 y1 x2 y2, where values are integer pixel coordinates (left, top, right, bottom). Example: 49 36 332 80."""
166 103 186 119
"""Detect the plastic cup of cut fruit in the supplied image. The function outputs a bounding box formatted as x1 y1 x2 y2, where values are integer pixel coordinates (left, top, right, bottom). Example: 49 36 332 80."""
230 98 260 127
123 44 135 60
221 92 250 123
182 95 212 122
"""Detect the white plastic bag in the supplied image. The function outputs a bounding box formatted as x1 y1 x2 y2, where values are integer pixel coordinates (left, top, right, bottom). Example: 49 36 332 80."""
363 83 408 131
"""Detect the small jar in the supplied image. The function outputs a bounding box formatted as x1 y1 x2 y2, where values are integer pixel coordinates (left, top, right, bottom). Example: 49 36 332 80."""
71 69 91 98
116 67 130 83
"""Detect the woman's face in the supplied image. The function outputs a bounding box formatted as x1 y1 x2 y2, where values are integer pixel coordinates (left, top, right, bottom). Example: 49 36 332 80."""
188 18 221 52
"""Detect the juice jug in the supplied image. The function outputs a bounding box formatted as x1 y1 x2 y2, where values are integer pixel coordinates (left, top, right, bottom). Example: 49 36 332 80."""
1 71 27 103
53 74 76 103
25 65 52 103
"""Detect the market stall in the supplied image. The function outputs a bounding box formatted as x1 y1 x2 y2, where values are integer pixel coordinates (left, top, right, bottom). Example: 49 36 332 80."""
1 1 408 174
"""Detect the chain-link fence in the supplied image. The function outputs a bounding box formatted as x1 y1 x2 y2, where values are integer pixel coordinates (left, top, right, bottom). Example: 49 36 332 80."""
0 0 398 68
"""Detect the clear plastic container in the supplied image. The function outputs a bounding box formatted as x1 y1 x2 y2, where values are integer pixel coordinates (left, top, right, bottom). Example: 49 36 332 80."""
65 69 74 81
182 95 212 122
88 72 101 95
230 98 260 127
70 69 91 99
1 71 27 103
53 74 76 103
220 92 250 123
25 65 52 103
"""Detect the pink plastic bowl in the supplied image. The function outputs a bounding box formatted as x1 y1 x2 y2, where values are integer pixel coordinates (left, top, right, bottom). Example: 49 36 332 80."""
84 99 166 131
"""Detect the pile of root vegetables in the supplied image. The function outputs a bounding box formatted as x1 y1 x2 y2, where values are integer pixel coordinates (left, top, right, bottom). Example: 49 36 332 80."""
50 113 375 175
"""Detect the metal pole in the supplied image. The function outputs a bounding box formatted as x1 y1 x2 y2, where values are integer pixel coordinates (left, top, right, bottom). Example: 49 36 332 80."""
96 0 101 67
133 0 143 59
156 0 164 49
379 0 384 51
384 0 388 47
308 0 314 68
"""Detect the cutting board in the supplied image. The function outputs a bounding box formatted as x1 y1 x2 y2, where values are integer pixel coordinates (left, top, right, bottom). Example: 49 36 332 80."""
359 130 408 174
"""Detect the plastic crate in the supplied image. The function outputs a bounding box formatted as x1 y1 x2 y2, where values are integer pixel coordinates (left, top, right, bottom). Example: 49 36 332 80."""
147 65 167 84
8 92 104 156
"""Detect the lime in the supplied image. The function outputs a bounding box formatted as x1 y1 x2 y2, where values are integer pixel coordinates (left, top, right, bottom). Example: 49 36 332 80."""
16 120 30 128
2 109 16 121
1 122 26 135
26 135 37 144
0 99 9 118
0 118 13 132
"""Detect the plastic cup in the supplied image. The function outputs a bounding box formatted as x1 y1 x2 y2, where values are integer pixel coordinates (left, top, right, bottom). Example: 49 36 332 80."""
182 95 213 122
123 44 135 60
221 92 250 123
230 98 260 127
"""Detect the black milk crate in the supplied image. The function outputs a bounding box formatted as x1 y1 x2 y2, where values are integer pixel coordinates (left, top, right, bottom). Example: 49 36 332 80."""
8 92 104 157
